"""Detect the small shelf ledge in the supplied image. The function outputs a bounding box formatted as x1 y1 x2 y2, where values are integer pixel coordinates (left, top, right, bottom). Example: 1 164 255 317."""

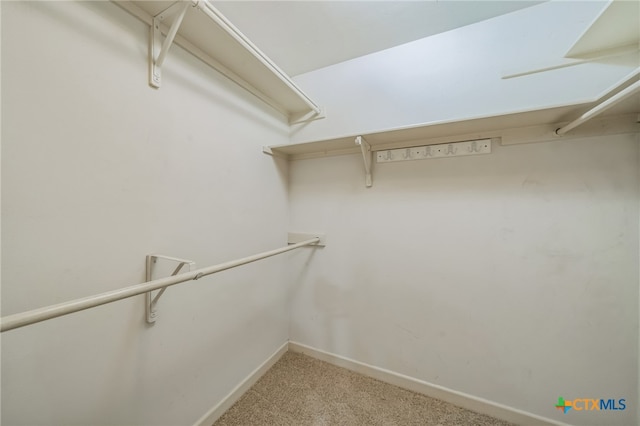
114 0 323 122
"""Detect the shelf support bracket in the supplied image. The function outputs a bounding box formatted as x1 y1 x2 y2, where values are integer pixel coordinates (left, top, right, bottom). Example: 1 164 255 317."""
145 254 196 323
149 1 191 88
355 136 373 187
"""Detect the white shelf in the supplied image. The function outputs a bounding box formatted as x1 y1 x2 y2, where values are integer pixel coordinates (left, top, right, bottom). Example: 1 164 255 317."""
267 91 640 160
566 0 639 59
113 1 322 121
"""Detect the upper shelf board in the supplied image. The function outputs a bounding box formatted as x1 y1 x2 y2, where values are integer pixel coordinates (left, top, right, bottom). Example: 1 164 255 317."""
114 0 321 120
566 0 640 59
269 95 639 159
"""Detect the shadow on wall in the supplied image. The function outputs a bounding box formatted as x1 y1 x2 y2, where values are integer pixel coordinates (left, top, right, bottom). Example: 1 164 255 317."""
287 248 318 315
19 1 141 63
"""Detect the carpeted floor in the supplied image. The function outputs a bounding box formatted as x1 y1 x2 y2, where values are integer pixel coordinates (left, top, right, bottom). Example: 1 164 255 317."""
214 351 515 426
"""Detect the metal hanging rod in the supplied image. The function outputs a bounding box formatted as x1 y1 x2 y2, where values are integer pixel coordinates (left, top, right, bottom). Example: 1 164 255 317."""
556 67 640 136
0 237 320 333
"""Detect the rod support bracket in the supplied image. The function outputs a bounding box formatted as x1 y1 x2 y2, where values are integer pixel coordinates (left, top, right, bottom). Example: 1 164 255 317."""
145 255 196 323
288 232 326 247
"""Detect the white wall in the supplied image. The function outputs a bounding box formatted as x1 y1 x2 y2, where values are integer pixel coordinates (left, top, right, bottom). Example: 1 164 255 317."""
288 133 639 425
291 0 638 144
1 2 290 425
2 2 639 425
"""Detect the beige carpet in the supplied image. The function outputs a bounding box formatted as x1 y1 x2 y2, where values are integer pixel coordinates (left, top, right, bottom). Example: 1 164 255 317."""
214 351 515 426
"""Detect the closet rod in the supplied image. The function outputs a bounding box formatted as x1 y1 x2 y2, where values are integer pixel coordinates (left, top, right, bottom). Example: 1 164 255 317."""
556 80 640 135
556 67 640 135
193 0 322 116
0 238 320 333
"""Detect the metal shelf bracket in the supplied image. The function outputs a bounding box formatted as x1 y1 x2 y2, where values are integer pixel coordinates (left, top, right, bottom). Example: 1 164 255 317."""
149 1 191 88
355 136 373 187
145 254 196 323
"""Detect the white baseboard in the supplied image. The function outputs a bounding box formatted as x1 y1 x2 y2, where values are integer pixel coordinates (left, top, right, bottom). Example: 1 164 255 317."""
289 341 570 426
193 341 289 426
194 340 570 426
